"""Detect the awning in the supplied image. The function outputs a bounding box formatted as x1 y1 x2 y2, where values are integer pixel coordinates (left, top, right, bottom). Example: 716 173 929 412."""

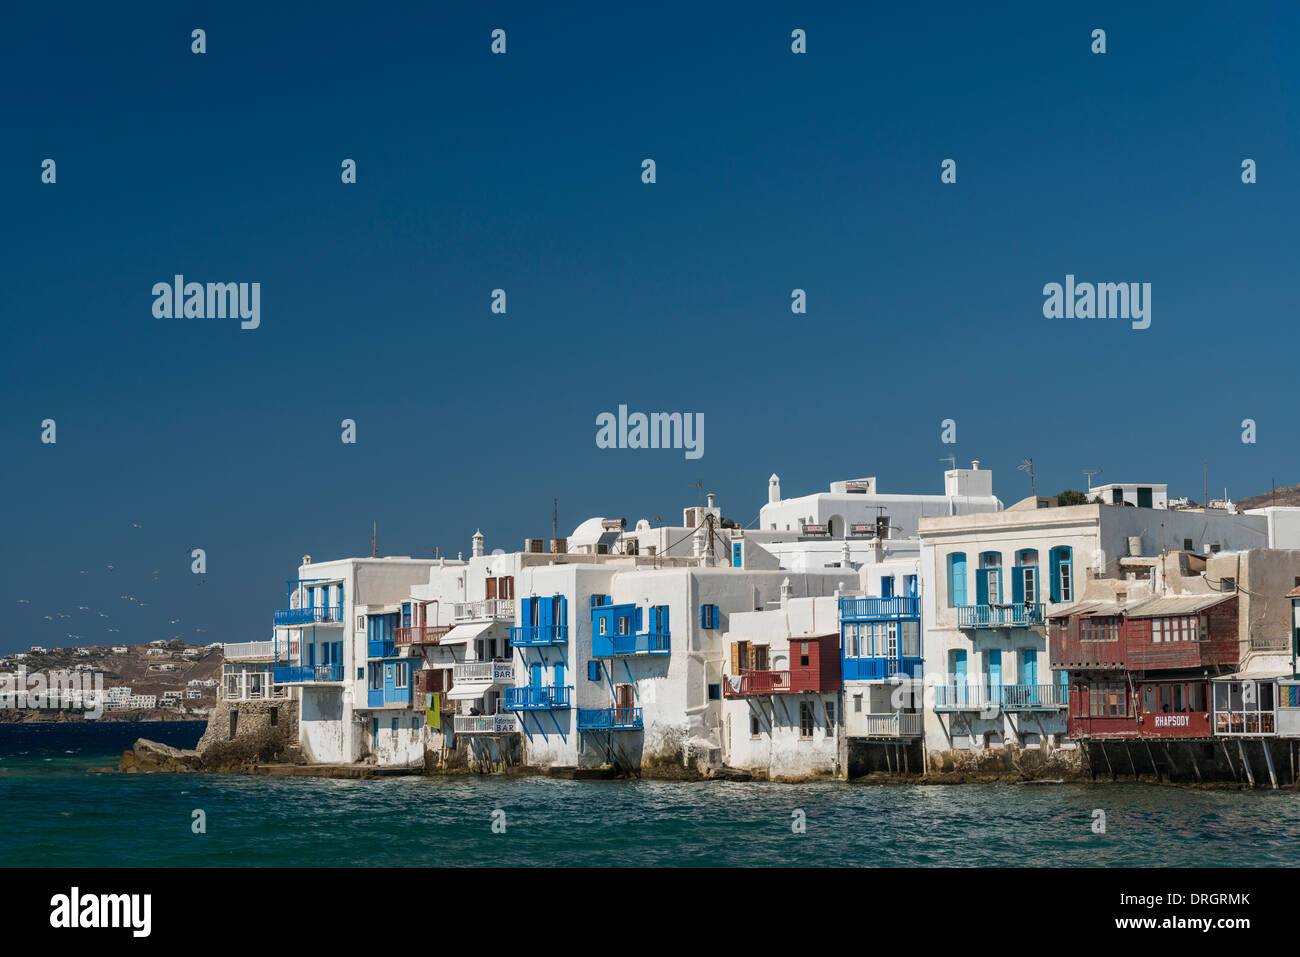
441 621 505 644
447 685 488 701
1214 654 1293 682
1124 593 1233 618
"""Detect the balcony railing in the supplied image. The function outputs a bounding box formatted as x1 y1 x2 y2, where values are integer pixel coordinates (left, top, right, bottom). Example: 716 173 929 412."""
577 707 643 731
413 669 450 694
842 656 924 681
591 632 670 657
503 685 572 710
724 670 793 696
394 624 453 648
839 597 920 619
957 604 1045 629
453 714 519 735
933 683 1066 710
273 664 344 684
274 606 343 627
222 641 275 661
1214 709 1277 736
452 599 515 621
452 661 514 684
859 712 924 738
509 624 569 646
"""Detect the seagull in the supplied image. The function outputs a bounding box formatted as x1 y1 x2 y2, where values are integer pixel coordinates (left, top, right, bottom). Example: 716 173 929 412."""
106 565 115 571
16 599 29 604
77 606 89 611
131 523 142 528
79 570 88 575
98 612 108 618
169 619 179 624
43 615 53 621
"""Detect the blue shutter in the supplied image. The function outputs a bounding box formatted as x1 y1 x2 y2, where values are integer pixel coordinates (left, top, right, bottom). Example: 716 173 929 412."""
1012 566 1025 604
554 662 565 687
587 660 602 681
659 605 669 634
732 542 742 567
530 663 542 687
988 650 1002 703
538 596 553 633
950 553 967 606
1021 648 1036 687
975 568 988 606
881 576 894 599
634 606 644 632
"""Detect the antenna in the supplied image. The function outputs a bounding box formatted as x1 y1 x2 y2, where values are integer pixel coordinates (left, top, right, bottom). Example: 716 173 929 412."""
553 497 558 540
939 455 955 470
1083 468 1102 492
1203 462 1208 510
371 522 378 558
1018 458 1036 498
689 478 703 507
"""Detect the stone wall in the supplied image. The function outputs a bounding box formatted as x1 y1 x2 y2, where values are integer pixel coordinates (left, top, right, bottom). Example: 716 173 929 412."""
196 697 300 769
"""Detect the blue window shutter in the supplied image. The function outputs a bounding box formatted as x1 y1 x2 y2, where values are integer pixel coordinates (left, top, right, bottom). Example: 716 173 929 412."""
1012 567 1025 604
539 596 552 629
950 553 967 606
1049 549 1061 603
953 650 967 681
587 660 601 681
555 662 565 686
700 605 707 629
635 606 644 632
1022 649 1036 686
557 595 567 629
975 568 988 606
660 605 669 634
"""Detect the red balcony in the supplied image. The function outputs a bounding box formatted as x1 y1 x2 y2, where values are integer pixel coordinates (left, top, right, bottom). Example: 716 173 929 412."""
395 624 453 649
724 634 842 697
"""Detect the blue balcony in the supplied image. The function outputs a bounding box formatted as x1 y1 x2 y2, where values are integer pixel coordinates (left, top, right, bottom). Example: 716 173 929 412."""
367 639 395 659
956 604 1045 629
933 683 1066 711
592 632 670 657
839 596 920 620
503 685 572 710
577 707 643 731
274 606 343 627
842 656 924 681
509 624 569 647
367 685 413 708
274 664 344 684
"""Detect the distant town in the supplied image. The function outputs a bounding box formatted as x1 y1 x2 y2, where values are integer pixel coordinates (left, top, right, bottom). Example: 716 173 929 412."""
0 640 222 721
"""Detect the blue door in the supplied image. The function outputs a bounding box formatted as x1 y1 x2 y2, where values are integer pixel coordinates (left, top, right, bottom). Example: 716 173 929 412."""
953 650 967 706
554 662 565 687
530 663 542 687
881 576 894 599
1021 649 1037 705
987 650 1002 706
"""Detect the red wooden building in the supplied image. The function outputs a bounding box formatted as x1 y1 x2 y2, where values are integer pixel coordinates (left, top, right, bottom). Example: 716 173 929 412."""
724 633 841 697
1048 594 1238 740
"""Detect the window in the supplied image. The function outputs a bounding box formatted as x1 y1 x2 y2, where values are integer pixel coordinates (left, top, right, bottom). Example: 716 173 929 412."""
853 693 863 714
368 666 382 690
1050 546 1073 603
947 553 968 606
391 718 398 734
799 701 814 738
880 576 894 599
707 683 721 701
978 552 1002 605
1222 577 1236 592
700 604 719 629
357 615 365 630
826 700 836 731
598 618 607 636
1183 538 1194 552
587 661 602 681
356 667 364 680
753 645 770 671
618 616 629 635
1014 549 1039 605
750 713 761 737
904 574 918 597
394 662 409 688
799 642 809 667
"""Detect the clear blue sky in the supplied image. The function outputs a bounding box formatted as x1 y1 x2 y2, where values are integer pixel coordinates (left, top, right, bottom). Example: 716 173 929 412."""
2 2 1297 652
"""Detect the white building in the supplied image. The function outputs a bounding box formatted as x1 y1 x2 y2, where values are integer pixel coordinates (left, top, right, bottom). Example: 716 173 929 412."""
1088 483 1168 509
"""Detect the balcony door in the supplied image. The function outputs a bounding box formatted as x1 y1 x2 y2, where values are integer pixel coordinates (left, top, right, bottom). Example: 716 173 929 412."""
987 650 1002 705
530 662 543 688
615 683 634 719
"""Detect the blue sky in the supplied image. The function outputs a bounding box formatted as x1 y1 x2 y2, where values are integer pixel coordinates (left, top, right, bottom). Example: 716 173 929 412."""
1 2 1297 652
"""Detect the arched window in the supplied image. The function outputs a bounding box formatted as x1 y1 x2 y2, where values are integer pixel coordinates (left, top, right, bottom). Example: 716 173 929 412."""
1049 546 1073 603
1014 549 1039 605
947 552 968 607
977 552 1002 605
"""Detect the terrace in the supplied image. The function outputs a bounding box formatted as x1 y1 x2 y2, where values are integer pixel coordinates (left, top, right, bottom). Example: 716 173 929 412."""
577 707 643 731
503 685 572 710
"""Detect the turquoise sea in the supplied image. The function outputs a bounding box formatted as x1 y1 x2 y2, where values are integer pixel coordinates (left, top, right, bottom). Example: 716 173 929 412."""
3 721 1300 867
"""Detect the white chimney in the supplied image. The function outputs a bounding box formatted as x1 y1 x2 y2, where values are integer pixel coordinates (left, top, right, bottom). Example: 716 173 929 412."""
302 554 311 566
707 493 715 509
472 529 484 558
769 473 781 504
971 460 980 470
780 577 792 607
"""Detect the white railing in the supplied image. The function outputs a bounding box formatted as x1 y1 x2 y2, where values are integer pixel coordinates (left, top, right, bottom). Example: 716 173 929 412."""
859 713 924 738
453 714 518 734
453 661 514 683
452 599 515 621
222 641 276 661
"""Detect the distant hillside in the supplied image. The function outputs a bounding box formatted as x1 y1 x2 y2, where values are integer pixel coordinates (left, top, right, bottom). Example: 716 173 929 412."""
1237 484 1300 511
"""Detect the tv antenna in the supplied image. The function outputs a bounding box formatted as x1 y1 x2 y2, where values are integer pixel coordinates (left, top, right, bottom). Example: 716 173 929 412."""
1083 468 1102 492
1018 459 1036 497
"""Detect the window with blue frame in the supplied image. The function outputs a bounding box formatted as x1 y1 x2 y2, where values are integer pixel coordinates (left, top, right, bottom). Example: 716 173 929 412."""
708 683 721 700
700 604 719 629
1049 546 1073 603
1013 549 1040 605
880 576 894 599
587 661 602 681
904 574 918 597
977 552 1002 606
947 553 968 606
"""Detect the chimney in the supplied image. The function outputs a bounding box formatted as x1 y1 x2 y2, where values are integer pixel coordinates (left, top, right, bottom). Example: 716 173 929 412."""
971 460 980 470
301 554 311 566
780 577 792 607
769 473 781 504
472 529 484 558
707 492 715 509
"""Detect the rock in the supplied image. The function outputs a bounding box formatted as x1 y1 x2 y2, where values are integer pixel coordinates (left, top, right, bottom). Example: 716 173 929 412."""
119 737 202 773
